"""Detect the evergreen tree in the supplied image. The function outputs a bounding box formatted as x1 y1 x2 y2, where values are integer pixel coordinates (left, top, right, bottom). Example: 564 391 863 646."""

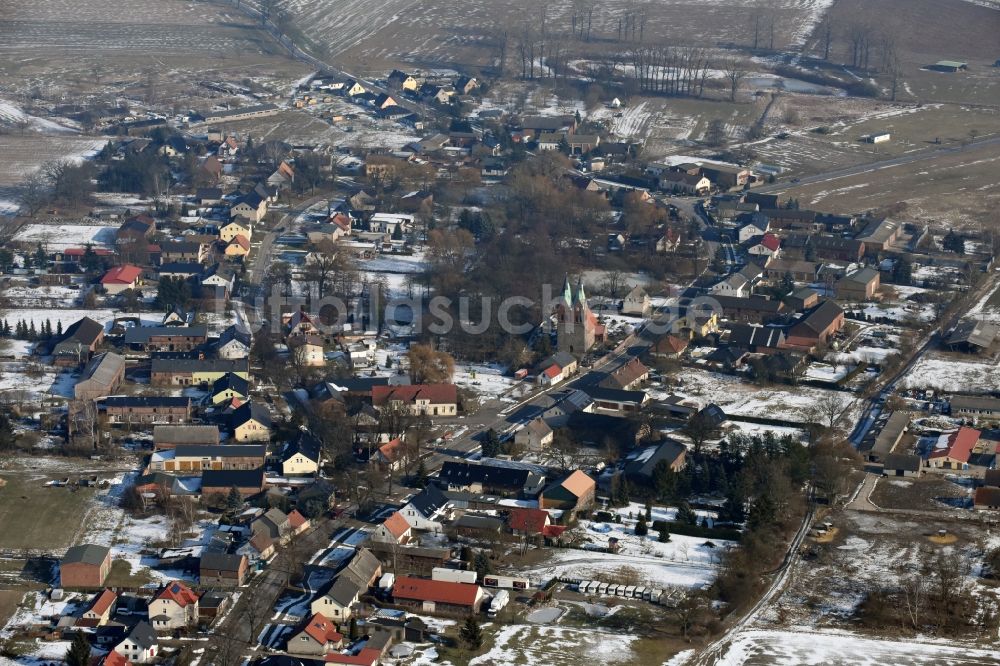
658 526 671 543
34 243 47 267
65 632 91 666
473 551 492 578
481 428 501 458
28 321 37 340
676 502 698 526
652 459 676 500
719 490 745 523
748 493 777 530
56 320 63 337
415 459 429 488
349 617 358 640
634 515 648 536
460 615 484 650
225 486 243 513
644 498 653 522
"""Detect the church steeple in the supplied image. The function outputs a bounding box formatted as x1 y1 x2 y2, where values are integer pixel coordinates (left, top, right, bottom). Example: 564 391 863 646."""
575 278 587 308
562 274 573 307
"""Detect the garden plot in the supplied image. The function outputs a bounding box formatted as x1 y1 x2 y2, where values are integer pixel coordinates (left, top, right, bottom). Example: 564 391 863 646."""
454 364 517 399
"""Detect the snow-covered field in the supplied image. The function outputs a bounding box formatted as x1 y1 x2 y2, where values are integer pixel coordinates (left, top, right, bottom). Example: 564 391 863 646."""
471 623 640 666
453 363 516 399
710 628 1000 666
13 223 119 250
902 353 1000 393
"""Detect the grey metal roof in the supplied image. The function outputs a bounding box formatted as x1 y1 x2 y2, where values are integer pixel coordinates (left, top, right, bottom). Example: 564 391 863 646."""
63 543 110 566
153 425 219 445
78 352 125 388
947 319 998 349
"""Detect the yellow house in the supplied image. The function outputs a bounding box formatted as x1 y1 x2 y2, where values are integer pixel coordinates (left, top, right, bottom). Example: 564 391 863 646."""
401 76 419 91
220 220 251 243
280 432 321 476
232 402 272 442
345 81 367 97
229 191 267 224
225 235 251 258
211 373 249 405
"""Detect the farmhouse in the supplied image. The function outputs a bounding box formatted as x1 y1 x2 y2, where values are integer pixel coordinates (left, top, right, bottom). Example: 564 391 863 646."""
122 325 208 352
101 265 143 295
287 613 344 656
78 589 117 627
199 551 248 588
148 581 199 631
514 418 554 451
211 373 250 405
622 285 651 316
230 402 273 441
149 444 267 473
866 411 910 463
279 431 322 475
201 468 265 498
437 461 545 498
883 453 921 478
151 357 249 386
951 395 1000 424
623 439 687 480
782 300 845 351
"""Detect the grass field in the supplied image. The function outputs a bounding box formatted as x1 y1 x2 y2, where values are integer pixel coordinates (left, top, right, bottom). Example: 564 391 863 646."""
0 476 96 551
774 140 1000 224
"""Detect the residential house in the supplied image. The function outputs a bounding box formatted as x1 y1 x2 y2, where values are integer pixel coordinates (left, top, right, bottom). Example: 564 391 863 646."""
60 544 112 588
623 439 687 480
230 402 272 441
760 208 820 231
926 426 980 472
539 470 596 512
371 384 457 417
229 192 267 224
835 267 881 301
101 265 143 295
398 484 452 530
710 273 750 298
506 507 566 542
199 551 248 588
148 581 199 631
649 333 689 358
584 386 650 416
211 373 250 405
436 461 545 498
737 215 769 243
114 621 158 664
782 300 845 351
160 241 206 264
287 613 344 656
391 576 484 615
215 325 252 360
763 257 819 283
700 164 751 189
371 511 413 545
280 431 322 476
225 235 251 258
599 357 649 391
855 218 901 253
310 576 363 621
74 352 126 400
372 437 408 472
289 334 325 367
622 285 650 316
785 287 819 311
747 233 781 257
78 589 117 627
53 317 105 367
514 418 554 451
659 171 711 195
100 396 192 425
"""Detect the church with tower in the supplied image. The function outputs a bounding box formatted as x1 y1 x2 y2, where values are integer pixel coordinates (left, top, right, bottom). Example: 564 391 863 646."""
553 275 604 355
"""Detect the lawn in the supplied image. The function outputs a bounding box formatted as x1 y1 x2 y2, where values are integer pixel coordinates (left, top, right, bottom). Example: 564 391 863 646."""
0 475 96 551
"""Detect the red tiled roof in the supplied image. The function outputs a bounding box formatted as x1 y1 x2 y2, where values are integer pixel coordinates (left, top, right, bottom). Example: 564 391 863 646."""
392 576 480 607
101 265 142 285
229 234 251 250
156 580 199 608
371 384 457 406
102 652 132 666
378 438 404 463
382 510 411 539
88 589 117 616
63 247 113 257
542 365 561 379
325 648 381 665
759 233 780 251
288 509 309 529
301 613 343 646
929 426 980 463
331 213 352 231
507 507 550 534
542 524 567 538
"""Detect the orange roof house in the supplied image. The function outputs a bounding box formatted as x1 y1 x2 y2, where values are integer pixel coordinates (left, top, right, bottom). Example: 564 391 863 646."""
391 576 484 613
927 426 981 471
539 470 596 512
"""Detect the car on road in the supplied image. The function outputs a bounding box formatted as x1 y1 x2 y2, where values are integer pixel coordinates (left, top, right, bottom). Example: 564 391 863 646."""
791 177 801 183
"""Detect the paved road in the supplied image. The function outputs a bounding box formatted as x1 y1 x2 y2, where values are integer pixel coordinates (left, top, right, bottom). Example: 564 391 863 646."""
756 135 1000 194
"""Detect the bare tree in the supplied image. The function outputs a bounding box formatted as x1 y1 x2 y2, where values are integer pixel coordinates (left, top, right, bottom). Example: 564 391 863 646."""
722 57 749 102
901 575 926 629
